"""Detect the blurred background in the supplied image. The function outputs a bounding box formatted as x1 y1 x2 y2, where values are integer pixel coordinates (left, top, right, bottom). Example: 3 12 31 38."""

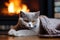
54 0 60 18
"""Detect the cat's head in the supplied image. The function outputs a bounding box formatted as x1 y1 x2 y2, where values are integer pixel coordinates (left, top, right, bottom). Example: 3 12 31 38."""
19 11 40 28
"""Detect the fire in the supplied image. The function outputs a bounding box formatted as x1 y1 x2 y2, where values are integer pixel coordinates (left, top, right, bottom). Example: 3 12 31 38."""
21 4 30 12
5 0 30 15
8 2 15 13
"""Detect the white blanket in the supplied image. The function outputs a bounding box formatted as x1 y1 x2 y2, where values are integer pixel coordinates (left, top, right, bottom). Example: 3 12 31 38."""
40 16 60 35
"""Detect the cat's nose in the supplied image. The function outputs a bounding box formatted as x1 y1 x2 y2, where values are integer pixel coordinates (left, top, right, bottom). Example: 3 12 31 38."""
29 24 33 28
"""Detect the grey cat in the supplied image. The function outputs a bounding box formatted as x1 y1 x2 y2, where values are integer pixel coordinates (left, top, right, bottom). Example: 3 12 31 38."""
8 11 40 36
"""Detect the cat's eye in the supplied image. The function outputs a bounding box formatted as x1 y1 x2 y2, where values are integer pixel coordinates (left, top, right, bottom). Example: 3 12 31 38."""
24 20 29 22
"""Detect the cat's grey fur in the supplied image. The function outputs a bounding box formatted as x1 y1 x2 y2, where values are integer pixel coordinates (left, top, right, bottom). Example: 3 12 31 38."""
8 11 40 36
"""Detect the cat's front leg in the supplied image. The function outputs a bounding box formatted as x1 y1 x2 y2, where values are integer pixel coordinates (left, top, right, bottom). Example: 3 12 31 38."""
8 29 17 35
13 30 38 36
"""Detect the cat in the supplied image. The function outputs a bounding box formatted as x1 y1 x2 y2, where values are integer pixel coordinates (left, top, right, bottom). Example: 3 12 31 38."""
8 11 40 36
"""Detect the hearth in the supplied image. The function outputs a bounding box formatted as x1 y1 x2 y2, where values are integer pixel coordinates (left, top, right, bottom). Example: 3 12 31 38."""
0 0 39 30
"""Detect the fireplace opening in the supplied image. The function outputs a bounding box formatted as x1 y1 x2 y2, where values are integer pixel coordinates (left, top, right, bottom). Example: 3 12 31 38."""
0 0 39 25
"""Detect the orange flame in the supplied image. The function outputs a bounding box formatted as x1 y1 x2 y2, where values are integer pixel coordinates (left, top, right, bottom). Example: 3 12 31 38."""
8 2 15 13
5 0 30 15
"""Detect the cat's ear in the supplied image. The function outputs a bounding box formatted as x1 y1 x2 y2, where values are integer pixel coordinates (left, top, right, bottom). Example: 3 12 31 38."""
19 11 26 17
35 11 40 18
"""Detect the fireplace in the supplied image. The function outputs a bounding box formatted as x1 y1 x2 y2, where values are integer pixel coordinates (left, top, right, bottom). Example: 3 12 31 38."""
0 0 39 30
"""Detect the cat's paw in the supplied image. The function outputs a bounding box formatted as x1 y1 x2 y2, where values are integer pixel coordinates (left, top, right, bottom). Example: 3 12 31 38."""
8 29 16 35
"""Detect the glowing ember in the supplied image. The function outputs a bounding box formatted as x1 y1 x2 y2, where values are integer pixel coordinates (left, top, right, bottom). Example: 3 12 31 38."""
5 0 30 15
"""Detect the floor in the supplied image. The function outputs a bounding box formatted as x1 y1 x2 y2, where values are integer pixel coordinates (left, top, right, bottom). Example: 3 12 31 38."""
0 35 60 40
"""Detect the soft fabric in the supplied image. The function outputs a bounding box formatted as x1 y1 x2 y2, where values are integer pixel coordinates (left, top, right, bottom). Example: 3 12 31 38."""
40 16 60 35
